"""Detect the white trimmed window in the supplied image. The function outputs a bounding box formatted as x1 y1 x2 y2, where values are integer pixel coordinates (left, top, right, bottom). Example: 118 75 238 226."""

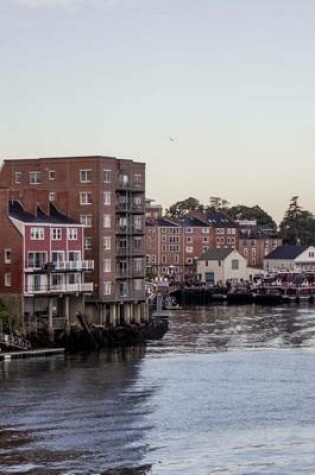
51 228 62 240
4 249 11 264
31 227 44 240
133 174 142 186
103 214 111 228
49 192 55 202
5 273 11 287
49 170 55 180
80 192 92 205
80 169 92 183
103 192 111 205
14 171 22 184
30 171 40 184
133 279 143 291
186 246 193 253
68 228 78 240
80 214 92 227
103 169 112 182
104 281 112 295
103 259 112 273
85 236 92 250
103 236 111 250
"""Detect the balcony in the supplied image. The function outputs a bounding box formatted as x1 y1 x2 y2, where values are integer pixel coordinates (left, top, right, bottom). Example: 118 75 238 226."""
116 269 131 279
116 180 144 192
116 247 145 257
53 260 94 271
24 282 94 296
25 260 94 272
116 203 144 213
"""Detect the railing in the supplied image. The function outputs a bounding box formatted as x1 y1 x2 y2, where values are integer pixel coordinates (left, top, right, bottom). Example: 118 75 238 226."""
116 203 144 213
116 181 144 191
53 260 94 271
0 333 32 350
24 282 94 295
25 260 94 272
116 247 145 257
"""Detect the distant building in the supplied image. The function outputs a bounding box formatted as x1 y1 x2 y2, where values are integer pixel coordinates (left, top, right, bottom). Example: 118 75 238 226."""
197 248 247 285
264 245 315 273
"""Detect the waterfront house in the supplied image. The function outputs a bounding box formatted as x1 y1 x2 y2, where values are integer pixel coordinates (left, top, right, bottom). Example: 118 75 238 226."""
197 248 247 285
264 245 315 273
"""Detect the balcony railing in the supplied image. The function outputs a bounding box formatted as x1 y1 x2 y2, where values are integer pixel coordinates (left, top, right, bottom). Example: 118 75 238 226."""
116 225 144 235
116 203 144 213
25 260 94 272
116 268 144 279
53 260 94 271
24 282 94 296
116 247 145 257
116 181 144 192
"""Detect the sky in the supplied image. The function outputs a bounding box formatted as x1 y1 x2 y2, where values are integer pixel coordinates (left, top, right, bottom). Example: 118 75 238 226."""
1 0 315 223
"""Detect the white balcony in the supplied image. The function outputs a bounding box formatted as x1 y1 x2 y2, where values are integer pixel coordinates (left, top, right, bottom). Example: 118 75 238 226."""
25 260 94 272
24 282 94 296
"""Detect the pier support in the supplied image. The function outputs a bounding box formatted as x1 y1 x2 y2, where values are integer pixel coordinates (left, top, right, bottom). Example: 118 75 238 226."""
48 299 54 343
64 296 70 336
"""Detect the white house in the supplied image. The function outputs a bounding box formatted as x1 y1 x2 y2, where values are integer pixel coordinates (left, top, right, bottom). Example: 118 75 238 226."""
264 245 315 273
197 248 248 285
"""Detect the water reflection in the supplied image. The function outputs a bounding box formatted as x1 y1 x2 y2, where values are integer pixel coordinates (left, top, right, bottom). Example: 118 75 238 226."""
148 304 315 355
1 305 315 474
0 346 153 474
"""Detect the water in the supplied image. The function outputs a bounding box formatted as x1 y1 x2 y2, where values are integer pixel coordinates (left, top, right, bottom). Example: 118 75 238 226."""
1 305 315 474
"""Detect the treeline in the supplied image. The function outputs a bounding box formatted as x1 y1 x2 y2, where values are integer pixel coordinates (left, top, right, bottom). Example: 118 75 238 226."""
165 196 315 246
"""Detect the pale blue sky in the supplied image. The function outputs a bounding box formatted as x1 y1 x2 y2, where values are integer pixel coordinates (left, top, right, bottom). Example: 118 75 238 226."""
1 0 315 222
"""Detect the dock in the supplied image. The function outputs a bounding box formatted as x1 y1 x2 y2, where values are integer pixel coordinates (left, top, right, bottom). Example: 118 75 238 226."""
0 348 65 361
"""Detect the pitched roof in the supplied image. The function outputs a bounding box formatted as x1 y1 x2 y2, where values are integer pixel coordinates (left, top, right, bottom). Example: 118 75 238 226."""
9 200 79 225
199 248 234 261
265 245 309 260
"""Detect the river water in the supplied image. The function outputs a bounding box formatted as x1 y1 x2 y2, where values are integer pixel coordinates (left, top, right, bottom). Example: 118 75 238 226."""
1 305 315 475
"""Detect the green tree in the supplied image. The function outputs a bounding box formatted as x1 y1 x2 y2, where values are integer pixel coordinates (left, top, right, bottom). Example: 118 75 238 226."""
226 204 276 228
208 196 230 210
279 196 315 245
166 197 204 217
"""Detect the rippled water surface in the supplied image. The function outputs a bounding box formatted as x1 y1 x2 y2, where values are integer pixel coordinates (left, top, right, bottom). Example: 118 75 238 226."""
1 305 315 474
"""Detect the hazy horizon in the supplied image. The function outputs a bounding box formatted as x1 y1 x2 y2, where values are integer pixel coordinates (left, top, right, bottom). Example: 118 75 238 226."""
1 0 315 223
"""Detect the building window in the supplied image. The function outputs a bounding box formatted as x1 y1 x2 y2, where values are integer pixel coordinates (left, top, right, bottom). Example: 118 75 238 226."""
133 174 142 186
203 236 208 243
85 236 92 250
309 252 315 258
30 227 44 240
103 259 112 273
103 169 112 183
103 214 111 228
29 171 40 184
232 259 239 270
103 236 111 250
186 258 193 264
186 236 193 243
14 171 22 184
68 228 78 240
80 169 92 183
185 228 193 234
174 254 180 264
4 249 11 264
68 273 80 285
104 281 112 295
80 192 92 205
186 246 193 253
103 192 111 205
133 216 142 230
51 228 62 240
27 252 47 268
162 255 167 264
203 246 209 252
80 214 92 227
133 279 143 291
49 170 55 180
5 273 11 287
51 251 64 263
49 192 56 202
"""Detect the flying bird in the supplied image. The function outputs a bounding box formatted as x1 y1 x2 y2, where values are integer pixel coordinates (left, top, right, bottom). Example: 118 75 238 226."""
169 137 175 142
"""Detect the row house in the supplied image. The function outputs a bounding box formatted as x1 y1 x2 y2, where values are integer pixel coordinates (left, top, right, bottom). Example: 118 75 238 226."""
0 189 93 339
237 221 282 268
0 156 147 327
145 210 240 283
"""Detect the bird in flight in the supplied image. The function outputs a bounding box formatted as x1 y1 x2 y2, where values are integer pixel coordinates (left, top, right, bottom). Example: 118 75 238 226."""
169 137 175 142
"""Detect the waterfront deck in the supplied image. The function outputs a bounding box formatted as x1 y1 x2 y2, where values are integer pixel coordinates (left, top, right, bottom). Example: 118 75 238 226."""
0 348 65 361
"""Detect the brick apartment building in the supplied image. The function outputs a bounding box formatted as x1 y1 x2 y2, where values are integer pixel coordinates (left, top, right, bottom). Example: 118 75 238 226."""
0 188 93 338
145 210 282 282
0 156 147 326
145 209 240 282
